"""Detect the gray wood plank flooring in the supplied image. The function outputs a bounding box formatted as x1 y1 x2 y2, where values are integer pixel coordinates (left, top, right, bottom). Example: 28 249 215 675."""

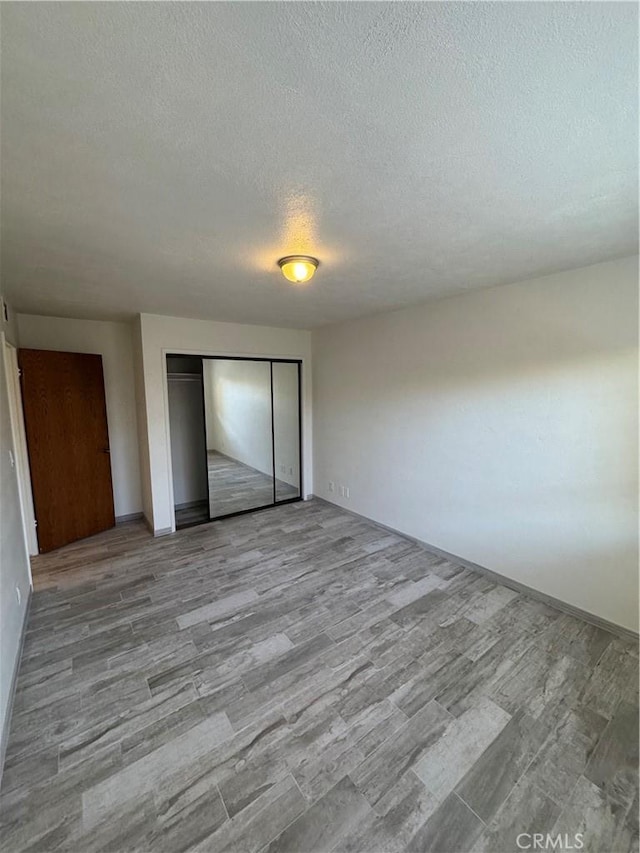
1 500 638 852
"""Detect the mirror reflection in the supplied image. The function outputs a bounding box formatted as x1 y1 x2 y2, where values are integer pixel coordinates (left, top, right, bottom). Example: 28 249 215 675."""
273 362 300 502
203 359 274 518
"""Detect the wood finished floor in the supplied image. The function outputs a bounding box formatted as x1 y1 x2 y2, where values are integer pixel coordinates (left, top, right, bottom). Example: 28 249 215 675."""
1 500 638 853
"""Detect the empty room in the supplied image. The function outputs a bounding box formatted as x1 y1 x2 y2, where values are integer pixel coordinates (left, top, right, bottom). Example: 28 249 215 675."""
0 3 638 852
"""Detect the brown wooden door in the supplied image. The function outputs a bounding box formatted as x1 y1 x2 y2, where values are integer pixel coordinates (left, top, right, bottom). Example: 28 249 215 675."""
19 349 115 552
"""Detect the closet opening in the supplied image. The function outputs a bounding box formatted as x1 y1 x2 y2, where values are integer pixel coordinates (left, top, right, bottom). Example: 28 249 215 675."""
167 354 302 530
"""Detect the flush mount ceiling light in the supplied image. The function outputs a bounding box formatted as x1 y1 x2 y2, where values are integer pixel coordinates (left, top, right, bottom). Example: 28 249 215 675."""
278 255 319 284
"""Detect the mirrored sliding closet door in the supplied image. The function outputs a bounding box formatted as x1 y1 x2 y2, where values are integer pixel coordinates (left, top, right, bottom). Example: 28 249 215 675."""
272 361 301 503
202 358 274 518
168 354 302 529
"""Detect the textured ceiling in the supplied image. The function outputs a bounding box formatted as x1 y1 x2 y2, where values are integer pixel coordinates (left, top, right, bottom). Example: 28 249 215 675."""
1 2 637 328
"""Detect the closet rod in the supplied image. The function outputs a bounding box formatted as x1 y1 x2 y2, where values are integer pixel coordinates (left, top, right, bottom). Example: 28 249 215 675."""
167 372 202 381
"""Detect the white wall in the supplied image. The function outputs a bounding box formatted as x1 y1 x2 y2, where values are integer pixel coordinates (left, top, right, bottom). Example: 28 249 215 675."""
138 314 312 534
17 314 142 519
313 256 639 633
132 317 153 528
3 342 37 556
0 294 32 771
204 359 273 476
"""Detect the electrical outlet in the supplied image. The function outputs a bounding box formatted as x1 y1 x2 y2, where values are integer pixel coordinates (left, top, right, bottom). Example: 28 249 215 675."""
339 485 345 497
289 467 293 475
345 487 350 498
328 481 335 493
15 586 21 606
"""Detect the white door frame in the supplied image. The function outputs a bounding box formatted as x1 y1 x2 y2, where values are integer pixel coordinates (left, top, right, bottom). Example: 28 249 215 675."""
3 338 38 555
